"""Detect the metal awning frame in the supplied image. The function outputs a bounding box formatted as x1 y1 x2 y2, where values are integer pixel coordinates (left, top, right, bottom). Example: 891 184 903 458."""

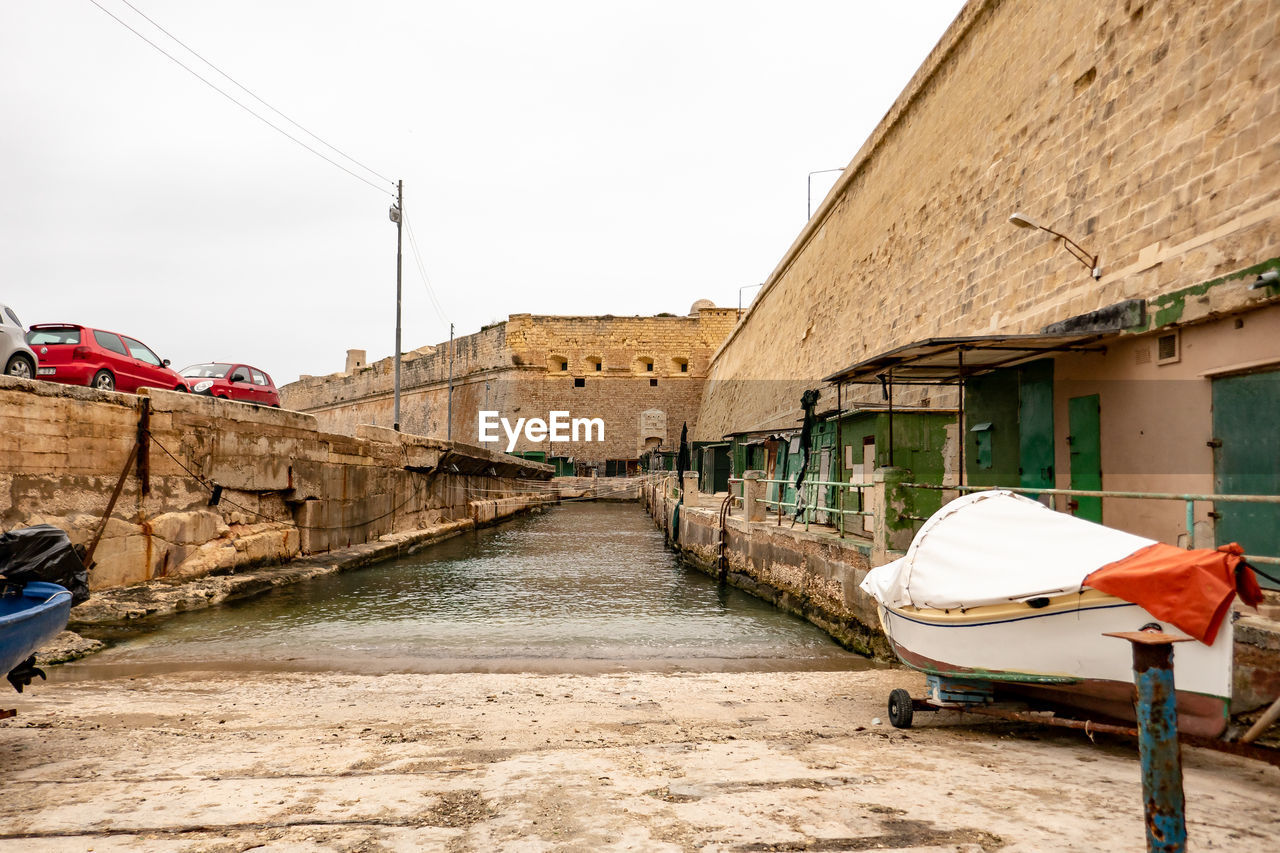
822 333 1109 386
823 333 1111 482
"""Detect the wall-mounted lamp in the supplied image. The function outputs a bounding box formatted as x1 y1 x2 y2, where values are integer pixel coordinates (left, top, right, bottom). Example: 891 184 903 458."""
1249 270 1279 290
1009 212 1101 280
738 282 765 319
808 168 845 219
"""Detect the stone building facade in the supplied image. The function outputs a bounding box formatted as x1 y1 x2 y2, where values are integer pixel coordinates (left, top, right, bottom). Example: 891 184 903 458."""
281 305 738 473
696 0 1280 560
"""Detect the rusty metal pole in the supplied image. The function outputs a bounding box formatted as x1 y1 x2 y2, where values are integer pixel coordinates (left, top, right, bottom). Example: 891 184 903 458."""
1106 630 1189 853
136 398 150 496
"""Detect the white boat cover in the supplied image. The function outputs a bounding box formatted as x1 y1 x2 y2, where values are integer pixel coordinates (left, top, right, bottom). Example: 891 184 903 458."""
860 490 1155 610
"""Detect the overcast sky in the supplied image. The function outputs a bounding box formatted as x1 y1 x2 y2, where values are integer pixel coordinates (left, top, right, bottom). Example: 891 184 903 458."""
2 1 966 386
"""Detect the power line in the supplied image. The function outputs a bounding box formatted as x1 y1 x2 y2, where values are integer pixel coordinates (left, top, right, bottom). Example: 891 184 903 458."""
87 0 394 197
403 212 452 328
114 0 395 188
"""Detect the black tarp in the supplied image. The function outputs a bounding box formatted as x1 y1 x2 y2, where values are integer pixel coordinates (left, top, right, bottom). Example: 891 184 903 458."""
0 525 90 605
676 422 690 481
792 389 821 519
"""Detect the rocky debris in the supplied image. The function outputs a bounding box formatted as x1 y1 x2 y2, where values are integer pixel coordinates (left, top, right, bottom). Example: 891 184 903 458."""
33 631 104 665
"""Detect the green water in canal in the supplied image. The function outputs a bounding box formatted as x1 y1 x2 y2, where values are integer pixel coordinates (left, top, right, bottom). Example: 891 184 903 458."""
61 502 869 676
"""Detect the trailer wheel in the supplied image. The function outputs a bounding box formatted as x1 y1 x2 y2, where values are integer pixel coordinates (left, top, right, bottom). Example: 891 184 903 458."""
888 688 914 729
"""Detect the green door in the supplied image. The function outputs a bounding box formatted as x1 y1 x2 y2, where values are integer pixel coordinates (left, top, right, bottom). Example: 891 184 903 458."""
1212 370 1280 589
1067 394 1102 523
712 445 732 493
1018 360 1055 492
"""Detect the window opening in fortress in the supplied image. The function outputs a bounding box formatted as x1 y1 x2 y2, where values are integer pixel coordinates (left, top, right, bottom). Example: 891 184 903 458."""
574 378 585 388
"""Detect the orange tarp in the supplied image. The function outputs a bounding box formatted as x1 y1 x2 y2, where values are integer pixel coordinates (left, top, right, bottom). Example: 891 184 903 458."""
1084 543 1264 645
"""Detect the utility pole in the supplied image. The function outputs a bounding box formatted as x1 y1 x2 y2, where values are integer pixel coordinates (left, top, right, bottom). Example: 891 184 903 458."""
390 180 403 431
447 322 454 441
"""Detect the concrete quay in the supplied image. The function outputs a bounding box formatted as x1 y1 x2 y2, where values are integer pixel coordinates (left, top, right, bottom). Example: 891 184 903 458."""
3 668 1277 851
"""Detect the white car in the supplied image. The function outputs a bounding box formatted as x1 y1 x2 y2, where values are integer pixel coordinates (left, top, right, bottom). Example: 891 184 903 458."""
1 304 38 380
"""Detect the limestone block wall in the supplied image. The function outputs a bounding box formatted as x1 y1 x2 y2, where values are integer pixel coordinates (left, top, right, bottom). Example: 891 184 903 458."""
698 0 1280 438
281 309 740 465
0 377 553 591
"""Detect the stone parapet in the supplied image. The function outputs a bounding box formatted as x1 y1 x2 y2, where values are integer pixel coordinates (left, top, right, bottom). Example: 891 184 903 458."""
0 377 553 592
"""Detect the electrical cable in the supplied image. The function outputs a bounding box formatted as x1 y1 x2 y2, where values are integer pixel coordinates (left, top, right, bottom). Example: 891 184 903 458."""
114 0 395 188
87 0 394 197
403 213 451 327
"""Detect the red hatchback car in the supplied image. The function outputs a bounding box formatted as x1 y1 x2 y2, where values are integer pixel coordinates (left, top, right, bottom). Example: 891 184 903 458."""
26 324 189 394
178 363 280 407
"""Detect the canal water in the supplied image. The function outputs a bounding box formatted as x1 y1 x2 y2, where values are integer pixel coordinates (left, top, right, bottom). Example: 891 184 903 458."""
60 502 870 677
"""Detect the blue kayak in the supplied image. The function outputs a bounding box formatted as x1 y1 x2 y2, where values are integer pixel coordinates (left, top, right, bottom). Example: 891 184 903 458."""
0 581 73 677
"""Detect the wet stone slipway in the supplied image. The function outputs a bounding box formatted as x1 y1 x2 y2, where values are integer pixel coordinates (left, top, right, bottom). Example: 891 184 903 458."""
1 503 1277 851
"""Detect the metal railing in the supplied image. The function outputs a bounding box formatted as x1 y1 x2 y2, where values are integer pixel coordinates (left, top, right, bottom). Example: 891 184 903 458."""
726 476 873 537
903 482 1280 567
653 471 1280 571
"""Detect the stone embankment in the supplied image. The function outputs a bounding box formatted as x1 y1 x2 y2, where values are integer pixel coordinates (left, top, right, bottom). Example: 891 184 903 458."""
642 474 884 657
1 376 554 593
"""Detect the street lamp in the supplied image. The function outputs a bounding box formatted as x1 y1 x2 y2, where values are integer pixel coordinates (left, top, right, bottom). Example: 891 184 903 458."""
390 181 403 430
738 283 764 319
1008 211 1101 280
808 168 845 219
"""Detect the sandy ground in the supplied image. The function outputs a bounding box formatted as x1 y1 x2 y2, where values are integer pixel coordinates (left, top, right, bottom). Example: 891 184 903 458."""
1 668 1277 852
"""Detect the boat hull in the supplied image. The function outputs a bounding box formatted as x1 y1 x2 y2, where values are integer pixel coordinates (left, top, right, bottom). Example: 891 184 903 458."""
878 592 1234 737
0 581 74 676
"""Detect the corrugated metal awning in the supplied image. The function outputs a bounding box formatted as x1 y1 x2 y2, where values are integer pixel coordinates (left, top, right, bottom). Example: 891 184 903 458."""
822 333 1110 385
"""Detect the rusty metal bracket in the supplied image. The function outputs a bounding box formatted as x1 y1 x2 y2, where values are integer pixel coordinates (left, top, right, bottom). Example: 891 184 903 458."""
82 441 140 570
136 398 150 496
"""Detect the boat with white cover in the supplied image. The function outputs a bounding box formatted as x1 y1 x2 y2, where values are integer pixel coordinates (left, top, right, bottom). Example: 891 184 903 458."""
860 490 1265 737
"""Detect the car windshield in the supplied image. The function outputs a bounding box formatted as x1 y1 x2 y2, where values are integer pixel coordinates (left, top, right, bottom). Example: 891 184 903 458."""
180 363 232 379
27 327 80 345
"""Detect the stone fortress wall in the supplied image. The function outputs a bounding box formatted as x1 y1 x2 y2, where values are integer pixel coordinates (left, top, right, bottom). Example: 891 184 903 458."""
282 306 740 467
697 0 1280 438
0 377 552 591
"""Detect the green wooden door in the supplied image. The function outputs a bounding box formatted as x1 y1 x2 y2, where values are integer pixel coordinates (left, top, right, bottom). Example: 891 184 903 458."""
1212 370 1280 589
712 445 732 493
1067 394 1102 523
1018 360 1055 492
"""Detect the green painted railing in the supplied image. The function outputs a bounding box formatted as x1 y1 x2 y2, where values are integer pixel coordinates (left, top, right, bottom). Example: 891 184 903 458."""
903 482 1280 567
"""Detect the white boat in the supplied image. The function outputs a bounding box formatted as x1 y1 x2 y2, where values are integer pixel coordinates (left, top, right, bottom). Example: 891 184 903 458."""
860 490 1264 737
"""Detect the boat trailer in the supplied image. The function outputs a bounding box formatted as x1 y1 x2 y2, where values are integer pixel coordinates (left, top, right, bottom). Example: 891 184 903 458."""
888 678 1280 769
886 630 1280 853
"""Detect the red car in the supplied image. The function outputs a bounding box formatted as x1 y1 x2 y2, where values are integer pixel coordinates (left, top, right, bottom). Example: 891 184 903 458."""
26 324 189 393
179 362 280 407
